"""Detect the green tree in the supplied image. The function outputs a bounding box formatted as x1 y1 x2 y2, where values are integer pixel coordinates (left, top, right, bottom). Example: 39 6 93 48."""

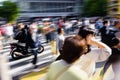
0 1 19 22
83 0 108 17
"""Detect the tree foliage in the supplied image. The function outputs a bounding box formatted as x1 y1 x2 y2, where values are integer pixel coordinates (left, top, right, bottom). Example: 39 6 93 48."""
83 0 108 17
0 1 19 22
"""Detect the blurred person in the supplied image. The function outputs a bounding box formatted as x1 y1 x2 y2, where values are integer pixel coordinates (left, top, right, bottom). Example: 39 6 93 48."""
4 23 14 41
113 21 120 39
42 21 52 43
101 37 120 80
14 23 28 44
99 21 109 44
95 18 103 35
57 28 65 56
26 24 40 68
58 19 64 28
95 18 103 29
64 20 72 34
104 21 120 47
74 27 111 77
49 22 57 56
15 23 40 68
42 36 89 80
83 18 90 27
0 31 4 50
42 21 57 55
77 19 83 27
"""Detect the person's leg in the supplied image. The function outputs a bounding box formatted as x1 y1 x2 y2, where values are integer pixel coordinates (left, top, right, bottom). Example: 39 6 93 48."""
50 40 57 55
32 49 38 65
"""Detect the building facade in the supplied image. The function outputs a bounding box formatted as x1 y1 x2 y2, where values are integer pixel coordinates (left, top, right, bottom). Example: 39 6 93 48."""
108 0 120 18
13 0 85 18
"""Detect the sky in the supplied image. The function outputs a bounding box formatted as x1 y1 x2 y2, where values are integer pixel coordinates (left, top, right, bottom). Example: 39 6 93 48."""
0 0 8 2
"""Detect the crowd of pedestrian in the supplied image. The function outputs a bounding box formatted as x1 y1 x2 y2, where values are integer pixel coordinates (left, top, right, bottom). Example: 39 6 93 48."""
0 17 120 80
39 17 120 80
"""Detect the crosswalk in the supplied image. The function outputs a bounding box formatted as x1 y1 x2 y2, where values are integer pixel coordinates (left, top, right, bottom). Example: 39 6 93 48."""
0 34 102 80
0 35 56 79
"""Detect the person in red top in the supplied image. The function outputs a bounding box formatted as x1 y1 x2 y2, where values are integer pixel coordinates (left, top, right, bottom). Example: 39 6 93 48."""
0 31 4 50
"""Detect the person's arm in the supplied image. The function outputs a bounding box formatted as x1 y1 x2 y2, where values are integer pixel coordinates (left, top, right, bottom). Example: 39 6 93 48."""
90 38 110 49
86 35 112 62
86 34 110 49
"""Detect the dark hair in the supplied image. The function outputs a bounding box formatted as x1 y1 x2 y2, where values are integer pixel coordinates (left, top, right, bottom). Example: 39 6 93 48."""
103 21 108 25
61 36 87 64
57 28 63 34
78 27 95 38
111 37 119 47
114 21 120 26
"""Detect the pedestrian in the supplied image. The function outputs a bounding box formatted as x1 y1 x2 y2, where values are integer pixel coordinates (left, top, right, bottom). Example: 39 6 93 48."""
4 23 14 41
14 23 28 46
64 20 72 34
101 37 120 80
95 18 103 35
74 27 111 77
26 24 40 68
41 36 89 80
56 28 65 58
42 21 57 55
0 31 4 50
99 21 109 44
113 21 120 39
103 20 120 47
14 22 40 68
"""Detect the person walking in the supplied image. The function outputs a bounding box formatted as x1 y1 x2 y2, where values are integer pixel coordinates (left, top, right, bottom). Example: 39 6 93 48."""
57 28 65 56
26 24 40 68
0 31 4 50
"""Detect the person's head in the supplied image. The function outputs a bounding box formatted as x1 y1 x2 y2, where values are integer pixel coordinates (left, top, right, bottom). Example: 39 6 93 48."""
111 37 120 48
78 27 95 39
61 36 88 64
103 21 108 26
17 23 25 30
98 18 103 22
57 28 64 35
114 21 120 29
29 24 38 33
78 27 95 52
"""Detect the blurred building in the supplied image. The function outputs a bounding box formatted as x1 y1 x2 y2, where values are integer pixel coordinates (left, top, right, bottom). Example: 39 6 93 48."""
108 0 120 18
12 0 85 18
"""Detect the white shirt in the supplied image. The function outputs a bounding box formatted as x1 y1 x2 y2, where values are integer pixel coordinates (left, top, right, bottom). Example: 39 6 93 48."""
58 34 65 50
45 60 88 80
5 26 13 36
32 33 36 42
75 42 111 77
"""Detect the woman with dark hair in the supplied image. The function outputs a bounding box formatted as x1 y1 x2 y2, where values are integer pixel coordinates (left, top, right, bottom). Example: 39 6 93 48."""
75 27 111 77
43 36 88 80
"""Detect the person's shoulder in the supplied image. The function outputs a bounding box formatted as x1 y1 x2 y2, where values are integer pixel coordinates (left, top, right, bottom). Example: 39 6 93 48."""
66 66 88 80
50 60 63 67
